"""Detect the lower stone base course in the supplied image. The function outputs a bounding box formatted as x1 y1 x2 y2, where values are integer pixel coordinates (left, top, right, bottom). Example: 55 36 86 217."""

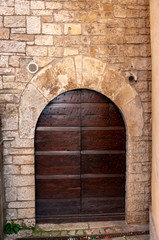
16 232 149 240
149 208 159 240
4 221 149 240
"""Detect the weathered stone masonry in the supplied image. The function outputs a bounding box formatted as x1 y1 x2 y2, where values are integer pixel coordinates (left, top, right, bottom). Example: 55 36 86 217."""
0 0 151 230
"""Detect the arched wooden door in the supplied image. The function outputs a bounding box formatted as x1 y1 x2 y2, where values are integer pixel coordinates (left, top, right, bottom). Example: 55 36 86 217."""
35 89 126 223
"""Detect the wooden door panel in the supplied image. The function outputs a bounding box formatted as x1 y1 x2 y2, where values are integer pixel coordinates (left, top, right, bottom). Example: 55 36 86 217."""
38 115 80 127
82 129 126 150
36 129 80 151
81 90 107 103
36 154 80 175
81 197 125 214
81 176 125 198
36 178 80 199
81 154 125 174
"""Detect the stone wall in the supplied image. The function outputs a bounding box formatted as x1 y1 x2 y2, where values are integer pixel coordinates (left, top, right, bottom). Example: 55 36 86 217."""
0 0 151 228
0 120 4 240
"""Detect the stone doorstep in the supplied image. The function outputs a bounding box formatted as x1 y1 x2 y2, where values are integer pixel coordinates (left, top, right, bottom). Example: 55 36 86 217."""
13 221 149 240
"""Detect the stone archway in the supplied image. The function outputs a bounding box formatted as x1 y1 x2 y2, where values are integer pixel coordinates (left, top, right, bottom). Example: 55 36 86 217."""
19 55 144 224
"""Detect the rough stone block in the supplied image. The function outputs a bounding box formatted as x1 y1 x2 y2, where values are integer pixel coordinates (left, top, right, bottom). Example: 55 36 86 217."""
2 115 18 130
17 186 35 200
3 76 15 82
27 16 41 34
48 46 63 57
6 187 17 202
31 1 45 9
54 10 74 22
4 165 20 175
26 46 47 56
15 0 30 15
106 28 125 43
8 201 34 209
15 69 32 83
35 35 53 45
0 28 9 39
21 165 34 175
46 2 62 10
114 5 126 17
9 56 20 67
83 23 106 35
18 209 35 219
0 7 14 15
64 48 79 56
75 11 97 23
42 23 62 35
4 16 26 27
12 175 34 187
13 155 34 165
0 40 25 53
11 28 26 34
64 24 81 35
19 84 47 138
6 209 17 220
0 56 8 67
10 34 34 42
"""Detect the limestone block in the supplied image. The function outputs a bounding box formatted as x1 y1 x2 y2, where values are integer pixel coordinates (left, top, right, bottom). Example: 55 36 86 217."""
26 46 47 56
4 16 26 27
54 10 74 22
11 138 34 148
8 201 34 209
21 165 34 175
64 48 79 56
3 76 15 82
75 11 97 23
31 64 58 101
9 56 20 67
4 165 20 175
114 5 126 18
10 34 34 42
64 24 81 35
63 2 85 10
122 97 144 136
6 187 17 202
0 40 25 53
83 23 106 35
106 28 125 44
101 68 125 98
42 16 54 23
2 115 18 130
17 186 35 200
32 10 52 16
18 208 35 219
6 209 17 220
4 148 34 156
0 28 9 39
48 47 63 57
0 67 15 75
75 55 82 69
15 69 32 83
0 56 8 67
33 57 53 68
13 155 34 165
114 84 137 109
46 2 62 10
42 23 62 35
11 28 26 34
0 77 3 89
31 1 45 9
35 35 53 45
54 57 77 91
3 155 13 165
0 7 14 15
27 16 41 34
12 175 34 187
19 84 48 138
15 0 30 15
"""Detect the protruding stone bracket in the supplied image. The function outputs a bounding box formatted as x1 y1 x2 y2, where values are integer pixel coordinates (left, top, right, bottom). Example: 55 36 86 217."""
19 55 144 139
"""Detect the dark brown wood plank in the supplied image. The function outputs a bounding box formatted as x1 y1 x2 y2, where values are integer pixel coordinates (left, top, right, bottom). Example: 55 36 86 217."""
42 103 80 116
81 154 125 174
81 103 109 115
36 199 80 216
82 129 126 150
81 197 125 214
35 129 80 151
109 103 125 127
36 155 80 175
38 115 80 127
36 178 80 199
52 90 81 103
81 176 125 198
